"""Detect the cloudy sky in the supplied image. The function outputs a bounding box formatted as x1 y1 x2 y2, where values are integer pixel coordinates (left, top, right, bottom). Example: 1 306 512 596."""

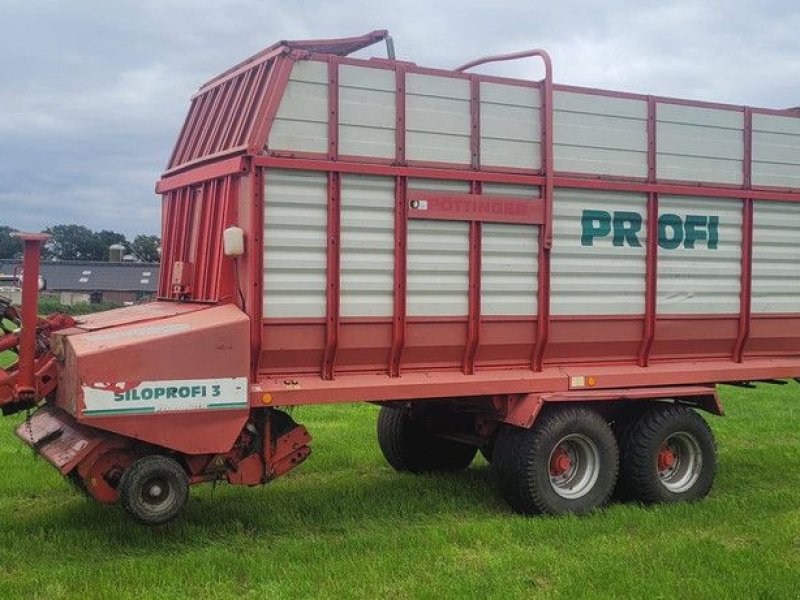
1 0 799 237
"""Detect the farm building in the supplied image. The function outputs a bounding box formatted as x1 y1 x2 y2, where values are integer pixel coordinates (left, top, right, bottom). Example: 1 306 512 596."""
0 259 159 305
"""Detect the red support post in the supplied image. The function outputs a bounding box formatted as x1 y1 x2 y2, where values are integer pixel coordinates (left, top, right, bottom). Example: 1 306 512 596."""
395 64 406 165
322 59 341 379
390 176 408 377
12 233 49 398
323 172 341 380
734 107 754 362
639 97 659 367
464 184 483 375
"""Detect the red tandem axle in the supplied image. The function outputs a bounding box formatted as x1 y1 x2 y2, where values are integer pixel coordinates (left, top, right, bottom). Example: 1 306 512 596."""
2 30 799 524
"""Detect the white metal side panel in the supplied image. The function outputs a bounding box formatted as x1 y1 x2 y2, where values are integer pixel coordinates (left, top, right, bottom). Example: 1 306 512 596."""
407 179 469 316
406 73 470 164
481 183 540 198
340 174 395 317
263 170 328 318
752 201 800 313
482 223 539 316
551 190 647 315
339 65 396 159
481 183 540 316
657 104 743 185
268 61 329 154
553 91 647 178
480 83 541 170
752 114 800 189
657 196 742 314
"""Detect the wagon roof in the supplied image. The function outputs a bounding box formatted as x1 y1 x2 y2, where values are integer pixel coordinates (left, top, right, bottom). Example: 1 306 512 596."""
165 30 389 173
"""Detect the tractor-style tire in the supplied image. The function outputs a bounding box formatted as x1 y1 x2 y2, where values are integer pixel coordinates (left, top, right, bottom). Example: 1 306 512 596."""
118 455 189 526
492 407 619 516
377 405 477 473
619 404 716 505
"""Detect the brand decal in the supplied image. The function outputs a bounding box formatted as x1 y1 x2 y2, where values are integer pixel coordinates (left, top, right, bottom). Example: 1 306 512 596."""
82 377 248 416
581 209 719 249
408 193 543 225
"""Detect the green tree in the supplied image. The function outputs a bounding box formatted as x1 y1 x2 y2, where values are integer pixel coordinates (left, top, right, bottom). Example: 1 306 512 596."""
0 226 22 259
43 224 97 260
90 230 128 261
130 234 161 263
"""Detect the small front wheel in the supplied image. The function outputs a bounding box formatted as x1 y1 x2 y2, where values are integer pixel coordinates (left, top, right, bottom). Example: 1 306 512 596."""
118 455 189 525
492 407 619 515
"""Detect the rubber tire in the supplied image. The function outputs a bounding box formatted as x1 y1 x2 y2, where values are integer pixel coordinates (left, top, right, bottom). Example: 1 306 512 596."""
620 403 716 505
377 405 478 473
118 455 189 526
609 405 650 501
492 407 619 516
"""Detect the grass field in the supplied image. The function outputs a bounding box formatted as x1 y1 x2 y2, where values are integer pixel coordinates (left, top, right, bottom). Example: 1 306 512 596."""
0 385 798 599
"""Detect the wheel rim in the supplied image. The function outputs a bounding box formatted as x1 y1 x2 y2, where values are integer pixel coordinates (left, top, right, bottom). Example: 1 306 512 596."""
548 434 601 499
657 432 702 493
140 475 176 509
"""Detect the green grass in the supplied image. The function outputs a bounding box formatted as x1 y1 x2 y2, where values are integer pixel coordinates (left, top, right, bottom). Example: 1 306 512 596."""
0 385 798 599
37 297 122 316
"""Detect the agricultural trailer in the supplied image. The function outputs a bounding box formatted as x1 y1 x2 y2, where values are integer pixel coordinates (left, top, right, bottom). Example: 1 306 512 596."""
3 30 800 524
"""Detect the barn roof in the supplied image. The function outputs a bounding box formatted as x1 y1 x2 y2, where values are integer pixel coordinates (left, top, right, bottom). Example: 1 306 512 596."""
0 260 160 293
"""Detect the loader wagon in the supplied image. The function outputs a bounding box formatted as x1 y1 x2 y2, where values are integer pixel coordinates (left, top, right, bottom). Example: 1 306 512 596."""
3 30 800 524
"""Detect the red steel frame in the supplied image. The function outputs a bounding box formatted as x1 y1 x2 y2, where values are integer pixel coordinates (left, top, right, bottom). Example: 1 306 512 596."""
154 34 800 410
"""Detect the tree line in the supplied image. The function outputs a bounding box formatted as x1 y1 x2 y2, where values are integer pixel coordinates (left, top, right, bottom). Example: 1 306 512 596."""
0 225 160 262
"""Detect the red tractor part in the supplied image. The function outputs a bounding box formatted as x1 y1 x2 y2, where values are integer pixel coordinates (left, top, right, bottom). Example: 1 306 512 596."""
0 233 74 415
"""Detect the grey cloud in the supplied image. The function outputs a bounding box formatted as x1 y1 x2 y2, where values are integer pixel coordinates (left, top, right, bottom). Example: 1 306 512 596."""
1 0 799 236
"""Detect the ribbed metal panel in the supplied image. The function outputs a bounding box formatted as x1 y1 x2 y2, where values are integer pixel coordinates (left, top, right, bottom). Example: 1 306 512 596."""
168 58 275 170
551 190 647 315
339 65 396 159
406 73 471 164
657 196 742 314
752 200 800 313
407 179 469 316
480 83 541 170
480 183 540 316
752 114 800 189
263 169 328 317
482 223 539 316
340 174 395 317
554 91 647 178
657 104 743 185
268 61 329 154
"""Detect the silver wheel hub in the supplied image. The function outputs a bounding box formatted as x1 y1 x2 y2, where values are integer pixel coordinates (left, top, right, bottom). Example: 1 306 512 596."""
548 433 601 499
657 431 702 493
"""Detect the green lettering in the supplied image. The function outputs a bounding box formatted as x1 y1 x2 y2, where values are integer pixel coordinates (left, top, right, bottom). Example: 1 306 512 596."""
612 211 642 247
658 214 683 250
581 210 612 246
708 216 719 249
684 215 708 249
